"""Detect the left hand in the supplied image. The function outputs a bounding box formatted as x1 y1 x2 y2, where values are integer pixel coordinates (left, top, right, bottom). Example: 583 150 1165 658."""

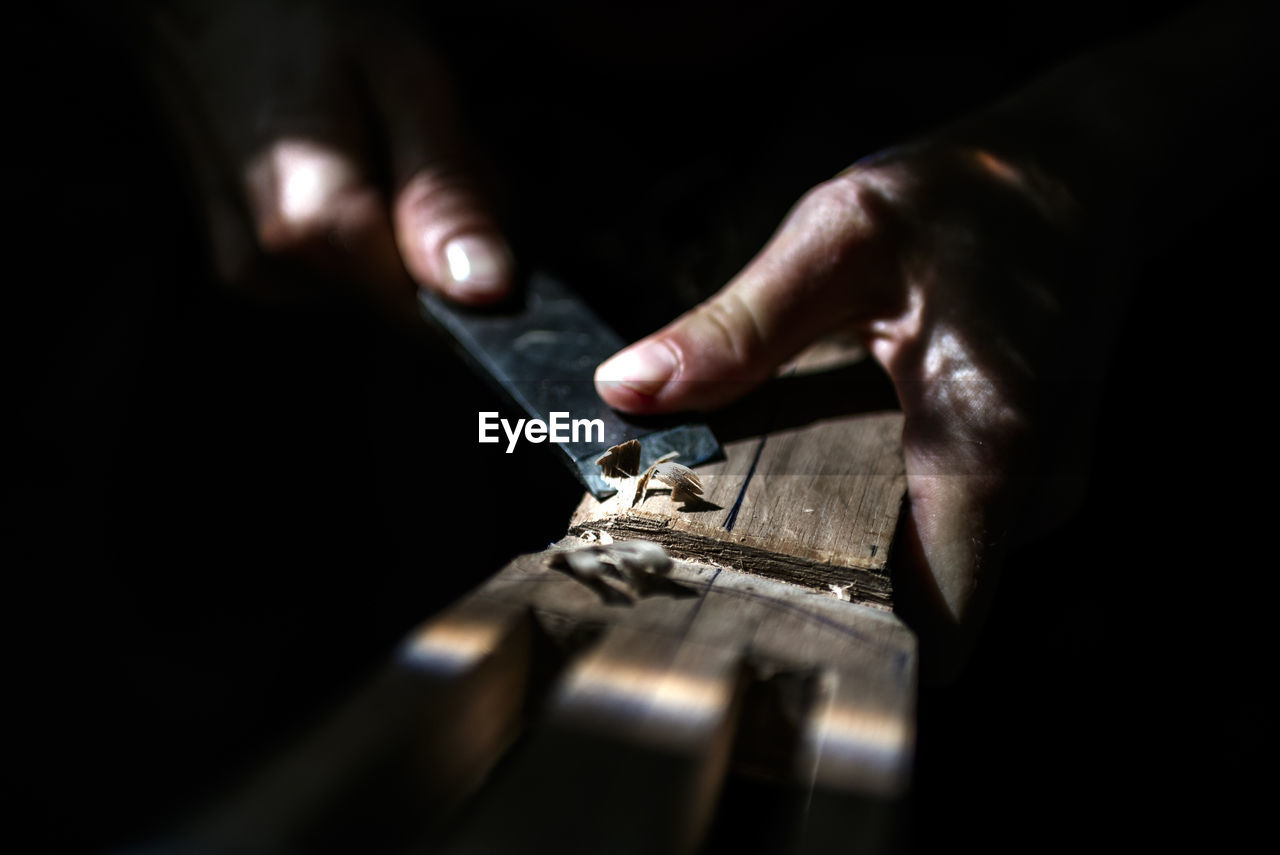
595 141 1111 677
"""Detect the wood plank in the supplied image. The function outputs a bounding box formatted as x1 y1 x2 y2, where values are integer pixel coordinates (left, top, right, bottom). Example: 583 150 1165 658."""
570 339 906 610
436 542 915 853
569 410 904 609
156 340 915 853
160 597 538 854
466 542 916 792
443 624 747 855
156 539 915 853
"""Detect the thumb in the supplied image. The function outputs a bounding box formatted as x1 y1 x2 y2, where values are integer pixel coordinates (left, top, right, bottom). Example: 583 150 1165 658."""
595 178 900 413
361 26 514 306
394 169 513 306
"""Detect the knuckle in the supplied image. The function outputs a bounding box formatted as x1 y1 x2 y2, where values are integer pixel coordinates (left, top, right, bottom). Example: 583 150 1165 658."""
394 169 496 260
800 175 868 217
247 140 374 255
397 169 485 219
255 186 383 256
799 176 898 246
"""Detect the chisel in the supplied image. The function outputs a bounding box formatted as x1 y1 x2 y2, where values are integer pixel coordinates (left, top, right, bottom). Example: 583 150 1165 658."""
419 272 722 499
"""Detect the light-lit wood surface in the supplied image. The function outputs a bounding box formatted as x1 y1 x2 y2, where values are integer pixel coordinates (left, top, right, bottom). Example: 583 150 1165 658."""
438 545 916 854
569 410 905 609
162 343 916 854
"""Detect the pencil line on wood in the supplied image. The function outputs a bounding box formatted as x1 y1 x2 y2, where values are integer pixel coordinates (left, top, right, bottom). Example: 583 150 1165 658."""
724 365 799 532
723 436 766 533
678 566 722 640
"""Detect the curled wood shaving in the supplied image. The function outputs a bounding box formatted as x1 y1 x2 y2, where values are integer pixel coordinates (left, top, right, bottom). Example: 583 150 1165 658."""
637 458 703 505
595 440 704 508
595 439 642 479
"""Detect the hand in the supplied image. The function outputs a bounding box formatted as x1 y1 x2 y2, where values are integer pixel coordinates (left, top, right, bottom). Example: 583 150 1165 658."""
595 142 1114 677
144 0 512 317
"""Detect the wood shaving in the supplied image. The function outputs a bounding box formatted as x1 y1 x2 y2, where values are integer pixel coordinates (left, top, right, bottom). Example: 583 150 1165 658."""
641 459 703 504
595 439 642 479
828 582 854 602
547 540 674 603
595 440 704 509
632 450 673 505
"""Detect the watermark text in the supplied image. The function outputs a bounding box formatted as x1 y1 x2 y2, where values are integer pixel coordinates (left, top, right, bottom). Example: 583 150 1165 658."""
479 412 605 453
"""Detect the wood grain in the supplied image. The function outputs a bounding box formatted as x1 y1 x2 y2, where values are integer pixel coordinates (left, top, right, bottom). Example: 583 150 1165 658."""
569 411 905 609
438 543 916 854
570 339 906 610
158 342 915 854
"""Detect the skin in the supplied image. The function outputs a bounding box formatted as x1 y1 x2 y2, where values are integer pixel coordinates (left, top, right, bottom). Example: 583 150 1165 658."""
588 0 1271 677
145 1 515 319
595 146 1104 677
139 0 1270 679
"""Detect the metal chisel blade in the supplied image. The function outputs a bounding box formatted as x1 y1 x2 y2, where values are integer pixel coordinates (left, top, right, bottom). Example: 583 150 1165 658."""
419 273 723 499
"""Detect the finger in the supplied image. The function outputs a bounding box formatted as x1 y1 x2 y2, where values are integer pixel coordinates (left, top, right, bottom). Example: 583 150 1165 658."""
158 0 421 319
244 137 417 320
362 28 514 305
393 170 514 305
595 177 901 413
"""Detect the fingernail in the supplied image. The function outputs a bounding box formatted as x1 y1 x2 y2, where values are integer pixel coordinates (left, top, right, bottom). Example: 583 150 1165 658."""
596 341 677 396
442 234 512 299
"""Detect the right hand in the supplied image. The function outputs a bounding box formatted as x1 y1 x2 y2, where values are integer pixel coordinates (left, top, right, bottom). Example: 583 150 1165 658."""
143 0 512 318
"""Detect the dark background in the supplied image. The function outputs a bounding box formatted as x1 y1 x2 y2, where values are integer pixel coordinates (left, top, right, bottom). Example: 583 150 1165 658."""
9 1 1270 851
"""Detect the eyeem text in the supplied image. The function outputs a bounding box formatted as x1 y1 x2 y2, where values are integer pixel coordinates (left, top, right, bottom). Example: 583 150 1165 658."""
479 412 605 453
